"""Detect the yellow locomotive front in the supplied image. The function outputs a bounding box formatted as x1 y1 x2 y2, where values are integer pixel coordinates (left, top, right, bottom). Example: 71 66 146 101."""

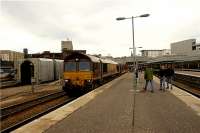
62 53 94 91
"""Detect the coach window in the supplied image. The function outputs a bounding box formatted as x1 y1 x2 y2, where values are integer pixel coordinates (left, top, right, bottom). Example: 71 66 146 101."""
65 62 76 71
79 62 90 71
103 63 108 73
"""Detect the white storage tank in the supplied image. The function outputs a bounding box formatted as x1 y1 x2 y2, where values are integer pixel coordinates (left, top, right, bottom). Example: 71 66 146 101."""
38 58 54 83
53 59 64 80
14 58 54 84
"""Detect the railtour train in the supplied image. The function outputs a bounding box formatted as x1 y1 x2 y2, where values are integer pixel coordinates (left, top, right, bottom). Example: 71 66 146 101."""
62 52 127 92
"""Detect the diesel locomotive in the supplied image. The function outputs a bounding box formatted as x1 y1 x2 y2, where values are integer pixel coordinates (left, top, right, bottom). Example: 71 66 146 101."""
62 52 127 92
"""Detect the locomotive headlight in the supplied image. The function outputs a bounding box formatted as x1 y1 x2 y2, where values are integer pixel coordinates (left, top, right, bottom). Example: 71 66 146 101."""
75 58 79 61
87 79 91 82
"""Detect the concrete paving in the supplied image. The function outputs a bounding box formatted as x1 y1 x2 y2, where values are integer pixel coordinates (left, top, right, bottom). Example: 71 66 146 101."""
44 73 200 133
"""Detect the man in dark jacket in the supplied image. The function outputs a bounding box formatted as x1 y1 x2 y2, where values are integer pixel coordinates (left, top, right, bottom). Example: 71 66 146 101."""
166 64 174 89
135 68 139 83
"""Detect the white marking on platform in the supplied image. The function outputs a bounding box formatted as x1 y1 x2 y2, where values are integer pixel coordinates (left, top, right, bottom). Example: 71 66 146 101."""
105 84 112 89
129 89 140 92
154 76 200 117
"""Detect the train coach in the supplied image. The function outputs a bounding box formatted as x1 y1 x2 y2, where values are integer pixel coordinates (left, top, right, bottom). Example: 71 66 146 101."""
62 52 124 92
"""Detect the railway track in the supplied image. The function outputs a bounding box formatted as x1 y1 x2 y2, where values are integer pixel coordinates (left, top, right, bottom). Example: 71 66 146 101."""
0 73 125 132
155 73 200 98
173 74 200 98
1 91 66 119
0 91 76 133
172 81 200 98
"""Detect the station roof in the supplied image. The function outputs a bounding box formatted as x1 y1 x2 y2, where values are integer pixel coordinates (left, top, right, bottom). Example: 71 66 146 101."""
101 58 118 64
145 55 200 64
88 55 118 64
87 55 101 63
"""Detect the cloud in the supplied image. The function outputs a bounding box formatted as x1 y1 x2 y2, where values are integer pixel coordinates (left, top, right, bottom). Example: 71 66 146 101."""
1 1 70 39
0 0 200 57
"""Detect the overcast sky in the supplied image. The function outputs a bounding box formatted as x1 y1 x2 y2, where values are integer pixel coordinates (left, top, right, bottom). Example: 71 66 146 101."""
0 0 200 57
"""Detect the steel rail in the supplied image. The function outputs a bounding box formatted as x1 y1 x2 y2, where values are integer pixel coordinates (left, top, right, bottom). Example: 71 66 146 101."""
0 91 66 120
172 80 200 98
1 97 76 133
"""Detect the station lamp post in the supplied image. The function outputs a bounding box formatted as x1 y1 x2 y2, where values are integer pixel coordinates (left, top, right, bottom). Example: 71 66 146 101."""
129 47 143 70
116 14 150 77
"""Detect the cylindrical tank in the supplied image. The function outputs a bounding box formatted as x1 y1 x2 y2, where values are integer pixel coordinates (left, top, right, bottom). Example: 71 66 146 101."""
14 58 54 84
38 58 54 83
53 59 64 80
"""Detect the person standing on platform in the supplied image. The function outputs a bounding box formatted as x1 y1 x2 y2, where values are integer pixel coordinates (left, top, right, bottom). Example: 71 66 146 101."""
135 68 139 83
166 64 175 89
143 65 154 92
159 65 166 91
165 65 170 89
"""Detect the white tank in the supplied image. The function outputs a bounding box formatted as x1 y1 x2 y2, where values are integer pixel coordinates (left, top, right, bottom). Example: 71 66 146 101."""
53 59 64 80
14 58 54 84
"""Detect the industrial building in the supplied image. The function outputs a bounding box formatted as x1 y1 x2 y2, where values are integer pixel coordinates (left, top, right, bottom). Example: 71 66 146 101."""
0 50 24 61
28 40 86 59
141 49 171 58
171 39 200 56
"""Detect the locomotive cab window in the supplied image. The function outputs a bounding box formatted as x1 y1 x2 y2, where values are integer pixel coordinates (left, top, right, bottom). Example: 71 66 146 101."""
65 62 76 71
79 62 90 71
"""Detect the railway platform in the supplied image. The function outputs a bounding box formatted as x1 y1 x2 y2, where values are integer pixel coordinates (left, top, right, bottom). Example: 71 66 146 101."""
13 73 200 133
